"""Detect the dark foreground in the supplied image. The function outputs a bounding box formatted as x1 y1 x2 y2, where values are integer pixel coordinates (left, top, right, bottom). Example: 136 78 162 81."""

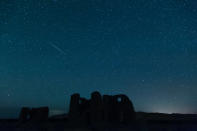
1 92 197 130
1 113 197 131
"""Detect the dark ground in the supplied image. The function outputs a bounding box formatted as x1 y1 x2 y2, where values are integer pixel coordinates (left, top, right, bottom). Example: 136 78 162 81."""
0 112 197 131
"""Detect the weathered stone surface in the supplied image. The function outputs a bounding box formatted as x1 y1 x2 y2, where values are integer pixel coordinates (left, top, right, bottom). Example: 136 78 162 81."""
19 107 31 122
113 95 136 123
19 107 49 122
90 91 102 106
69 93 81 120
30 107 49 121
68 91 136 125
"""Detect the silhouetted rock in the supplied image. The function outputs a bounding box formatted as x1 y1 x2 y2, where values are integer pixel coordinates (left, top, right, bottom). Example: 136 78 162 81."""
19 107 31 122
19 107 49 122
13 93 197 130
69 93 81 122
68 91 136 126
91 91 102 106
113 95 136 123
30 107 49 121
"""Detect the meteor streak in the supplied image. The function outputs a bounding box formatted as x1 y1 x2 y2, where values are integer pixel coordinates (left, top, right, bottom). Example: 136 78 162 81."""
49 43 66 55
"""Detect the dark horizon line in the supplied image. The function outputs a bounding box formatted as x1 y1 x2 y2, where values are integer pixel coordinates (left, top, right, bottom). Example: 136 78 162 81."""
0 111 197 120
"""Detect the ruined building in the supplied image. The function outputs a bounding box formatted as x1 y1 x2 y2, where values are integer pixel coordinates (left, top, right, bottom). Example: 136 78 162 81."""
18 91 136 126
68 91 136 125
19 107 49 122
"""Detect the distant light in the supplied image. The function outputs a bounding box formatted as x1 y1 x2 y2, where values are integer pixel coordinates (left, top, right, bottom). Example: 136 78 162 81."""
50 109 65 116
151 106 178 114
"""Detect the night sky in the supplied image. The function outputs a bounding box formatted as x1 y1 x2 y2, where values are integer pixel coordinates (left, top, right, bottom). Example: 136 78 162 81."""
0 0 197 118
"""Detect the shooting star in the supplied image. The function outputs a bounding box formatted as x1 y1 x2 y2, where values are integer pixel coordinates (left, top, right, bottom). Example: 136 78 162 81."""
49 43 67 55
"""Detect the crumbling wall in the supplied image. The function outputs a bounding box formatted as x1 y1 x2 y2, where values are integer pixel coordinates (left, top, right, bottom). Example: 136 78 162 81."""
19 107 49 122
69 93 80 119
19 107 31 122
30 107 49 121
68 91 136 125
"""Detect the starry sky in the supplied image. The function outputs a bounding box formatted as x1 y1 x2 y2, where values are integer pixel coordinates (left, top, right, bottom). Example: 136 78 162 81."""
0 0 197 118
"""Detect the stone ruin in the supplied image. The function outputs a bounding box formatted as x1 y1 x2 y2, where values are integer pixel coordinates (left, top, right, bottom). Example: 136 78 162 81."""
18 91 136 126
19 107 49 122
68 91 136 125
